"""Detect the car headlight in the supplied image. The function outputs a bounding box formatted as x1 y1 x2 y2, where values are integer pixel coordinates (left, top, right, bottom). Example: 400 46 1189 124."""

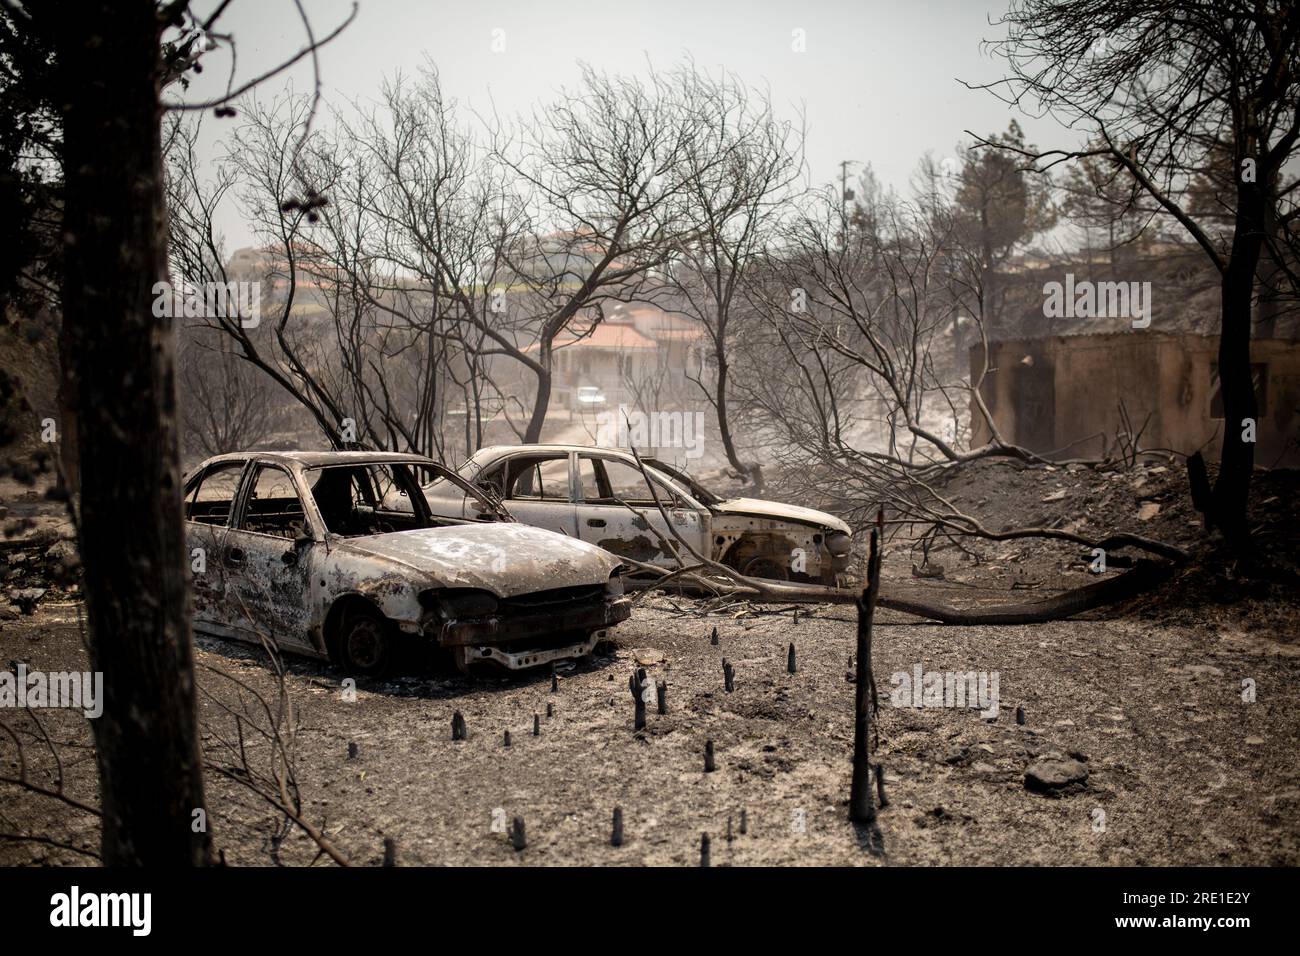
606 573 625 598
826 531 852 556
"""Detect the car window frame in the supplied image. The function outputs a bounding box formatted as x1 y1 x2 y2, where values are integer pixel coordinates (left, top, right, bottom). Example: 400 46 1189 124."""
183 459 251 529
575 452 698 510
230 462 315 542
496 451 575 504
642 457 721 508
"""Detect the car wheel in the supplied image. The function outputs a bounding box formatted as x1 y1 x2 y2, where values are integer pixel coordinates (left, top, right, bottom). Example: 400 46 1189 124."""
740 554 790 581
336 605 392 676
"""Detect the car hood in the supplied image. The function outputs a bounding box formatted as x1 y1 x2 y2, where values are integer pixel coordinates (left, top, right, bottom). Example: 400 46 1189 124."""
333 523 620 597
713 497 851 534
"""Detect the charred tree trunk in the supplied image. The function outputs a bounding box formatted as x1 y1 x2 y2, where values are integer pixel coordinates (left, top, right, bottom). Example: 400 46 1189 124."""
1210 177 1265 547
713 347 762 492
54 0 212 866
849 528 881 823
523 341 552 444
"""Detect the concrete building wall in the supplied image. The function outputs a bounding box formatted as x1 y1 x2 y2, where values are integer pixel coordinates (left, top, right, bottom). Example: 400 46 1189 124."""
972 334 1300 466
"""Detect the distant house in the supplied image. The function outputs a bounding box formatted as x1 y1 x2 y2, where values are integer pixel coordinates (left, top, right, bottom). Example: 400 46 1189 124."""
540 304 704 410
971 250 1300 467
973 332 1300 467
225 247 707 420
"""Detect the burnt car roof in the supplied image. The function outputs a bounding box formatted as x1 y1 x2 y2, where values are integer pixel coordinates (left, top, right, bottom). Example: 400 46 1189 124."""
199 450 437 469
468 444 658 462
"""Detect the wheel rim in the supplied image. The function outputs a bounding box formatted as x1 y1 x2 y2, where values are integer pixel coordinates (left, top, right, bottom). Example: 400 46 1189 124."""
742 556 789 581
346 617 384 670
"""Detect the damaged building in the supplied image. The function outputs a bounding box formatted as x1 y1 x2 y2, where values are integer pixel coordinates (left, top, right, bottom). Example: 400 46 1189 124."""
973 331 1300 466
971 255 1300 466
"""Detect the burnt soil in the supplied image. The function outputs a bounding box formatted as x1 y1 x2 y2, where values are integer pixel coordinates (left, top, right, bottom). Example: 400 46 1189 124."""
1 462 1298 866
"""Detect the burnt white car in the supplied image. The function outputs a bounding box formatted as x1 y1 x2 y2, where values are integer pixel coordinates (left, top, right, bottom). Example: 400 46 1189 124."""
182 451 631 675
424 445 854 585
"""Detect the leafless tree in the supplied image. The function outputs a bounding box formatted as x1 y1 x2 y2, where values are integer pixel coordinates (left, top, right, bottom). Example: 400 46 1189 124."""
328 69 525 457
178 327 286 458
660 64 806 490
1058 149 1149 266
969 0 1300 546
489 62 754 442
737 171 1185 564
167 101 353 449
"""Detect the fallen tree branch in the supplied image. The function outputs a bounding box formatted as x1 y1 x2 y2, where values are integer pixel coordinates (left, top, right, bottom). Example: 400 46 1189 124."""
627 549 1177 624
881 468 1191 563
875 559 1175 624
620 443 1183 625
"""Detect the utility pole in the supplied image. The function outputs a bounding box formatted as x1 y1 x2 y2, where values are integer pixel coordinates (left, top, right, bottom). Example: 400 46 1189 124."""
838 159 857 246
839 159 857 218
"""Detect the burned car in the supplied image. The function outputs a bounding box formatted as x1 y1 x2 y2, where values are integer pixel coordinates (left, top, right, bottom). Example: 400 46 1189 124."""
182 451 631 675
424 445 854 585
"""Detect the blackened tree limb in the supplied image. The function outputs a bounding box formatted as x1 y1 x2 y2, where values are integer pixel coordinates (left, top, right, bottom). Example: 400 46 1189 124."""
849 528 882 824
877 559 1174 625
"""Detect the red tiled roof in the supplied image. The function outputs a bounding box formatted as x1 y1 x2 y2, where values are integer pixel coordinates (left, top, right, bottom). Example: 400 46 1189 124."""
525 323 660 352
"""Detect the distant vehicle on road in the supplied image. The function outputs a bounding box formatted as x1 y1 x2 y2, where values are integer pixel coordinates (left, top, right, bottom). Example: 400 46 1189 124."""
183 451 630 675
425 444 854 585
572 386 608 410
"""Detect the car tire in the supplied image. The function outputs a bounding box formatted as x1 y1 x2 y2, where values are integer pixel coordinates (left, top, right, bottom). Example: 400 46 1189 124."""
335 604 392 677
739 554 790 582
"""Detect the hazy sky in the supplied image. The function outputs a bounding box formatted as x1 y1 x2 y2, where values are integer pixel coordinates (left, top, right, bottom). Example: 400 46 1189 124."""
181 0 1077 251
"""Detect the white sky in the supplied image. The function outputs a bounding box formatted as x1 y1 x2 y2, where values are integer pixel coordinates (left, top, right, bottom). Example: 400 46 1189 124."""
180 0 1079 252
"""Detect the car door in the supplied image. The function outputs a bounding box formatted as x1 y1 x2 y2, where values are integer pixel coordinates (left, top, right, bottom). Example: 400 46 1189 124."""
223 462 318 652
183 459 249 635
575 453 708 567
481 452 578 536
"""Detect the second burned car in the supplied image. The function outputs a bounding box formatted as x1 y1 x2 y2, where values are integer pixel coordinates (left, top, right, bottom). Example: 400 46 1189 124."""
182 451 631 676
425 445 854 586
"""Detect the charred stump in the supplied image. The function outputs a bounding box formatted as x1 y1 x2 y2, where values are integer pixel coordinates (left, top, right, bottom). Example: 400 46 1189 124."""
629 667 648 731
850 525 882 826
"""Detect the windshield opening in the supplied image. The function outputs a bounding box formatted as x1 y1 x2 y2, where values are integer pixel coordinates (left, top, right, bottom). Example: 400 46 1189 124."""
304 461 505 537
642 458 721 507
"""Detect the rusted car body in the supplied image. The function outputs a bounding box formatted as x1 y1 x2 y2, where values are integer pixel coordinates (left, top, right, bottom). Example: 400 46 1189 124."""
182 451 631 674
424 445 854 585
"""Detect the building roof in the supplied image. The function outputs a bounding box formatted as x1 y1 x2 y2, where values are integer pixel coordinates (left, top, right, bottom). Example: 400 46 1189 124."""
544 323 660 351
650 327 705 341
985 251 1300 343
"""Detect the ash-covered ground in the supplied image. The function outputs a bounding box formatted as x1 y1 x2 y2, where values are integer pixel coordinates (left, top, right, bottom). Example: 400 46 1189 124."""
2 462 1298 866
2 588 1297 866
